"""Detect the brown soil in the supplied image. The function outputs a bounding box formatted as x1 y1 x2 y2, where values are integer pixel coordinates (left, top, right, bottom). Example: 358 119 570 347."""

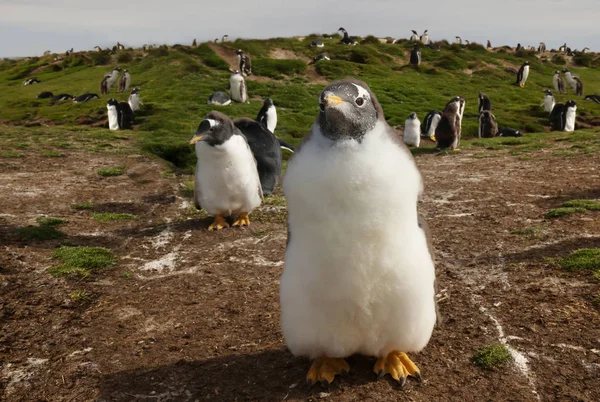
1 142 599 401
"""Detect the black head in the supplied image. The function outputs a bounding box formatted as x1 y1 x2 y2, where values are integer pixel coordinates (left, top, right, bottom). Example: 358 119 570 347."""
124 69 129 73
408 112 417 120
189 111 237 147
236 49 243 55
107 98 119 107
562 68 569 73
544 89 553 96
338 27 346 32
263 98 274 107
411 30 418 35
317 79 381 141
554 70 560 75
565 100 577 108
479 92 487 99
130 87 140 94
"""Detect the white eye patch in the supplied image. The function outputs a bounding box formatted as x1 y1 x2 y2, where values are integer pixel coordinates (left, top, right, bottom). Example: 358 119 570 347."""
206 119 220 128
352 83 371 101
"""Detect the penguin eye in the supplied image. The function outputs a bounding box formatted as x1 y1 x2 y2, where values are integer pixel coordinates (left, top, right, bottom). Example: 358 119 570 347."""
355 97 365 107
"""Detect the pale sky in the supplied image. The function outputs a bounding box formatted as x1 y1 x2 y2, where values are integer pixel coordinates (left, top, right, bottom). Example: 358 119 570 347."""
1 0 599 57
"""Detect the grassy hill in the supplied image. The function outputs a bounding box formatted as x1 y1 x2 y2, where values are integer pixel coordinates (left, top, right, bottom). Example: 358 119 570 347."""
1 35 599 172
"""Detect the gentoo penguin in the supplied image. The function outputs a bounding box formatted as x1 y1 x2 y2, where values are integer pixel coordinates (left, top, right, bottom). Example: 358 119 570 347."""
420 30 430 45
43 50 52 56
310 40 324 48
281 78 436 387
73 93 99 103
338 27 357 45
455 36 462 44
538 42 546 53
116 42 125 50
516 61 530 88
465 40 471 45
189 111 262 230
118 69 131 92
562 69 576 90
573 77 584 96
497 128 523 137
94 46 102 52
478 111 498 138
229 70 248 103
256 98 277 133
310 53 331 64
435 96 464 150
234 117 282 195
403 112 421 147
192 38 197 47
550 100 577 132
386 37 397 44
222 34 228 43
128 88 143 111
553 71 567 94
421 110 442 140
207 91 231 106
478 92 492 113
516 43 522 52
107 98 134 130
541 90 556 113
410 44 421 66
50 94 73 105
104 68 121 93
100 76 108 95
36 91 54 99
23 78 40 86
487 40 492 49
236 50 252 76
581 47 590 53
584 94 600 104
410 30 419 42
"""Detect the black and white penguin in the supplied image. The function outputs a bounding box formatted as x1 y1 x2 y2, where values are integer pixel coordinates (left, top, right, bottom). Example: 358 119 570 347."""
410 43 421 66
118 69 131 92
236 50 252 76
421 110 442 141
553 71 567 94
516 61 530 88
43 50 52 56
562 69 576 90
73 93 99 103
36 91 54 99
427 43 440 51
229 70 248 103
107 98 134 130
478 92 492 113
478 111 498 138
256 97 277 133
94 46 102 52
538 42 546 53
435 96 464 150
516 43 522 52
116 42 125 50
403 112 421 147
487 40 492 49
23 78 40 86
573 77 584 96
310 40 324 48
420 30 430 45
550 100 577 132
465 40 471 45
128 88 143 111
50 94 74 105
584 94 600 104
192 38 197 47
410 30 419 42
103 68 121 93
234 117 282 195
541 89 556 113
581 47 590 53
281 78 436 387
455 36 462 45
310 54 331 64
189 111 262 230
222 34 229 43
497 128 523 137
207 91 231 106
338 27 357 45
100 76 109 95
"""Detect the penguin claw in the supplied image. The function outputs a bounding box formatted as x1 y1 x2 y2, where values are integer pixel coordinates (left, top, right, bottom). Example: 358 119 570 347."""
231 212 250 227
208 215 229 231
373 351 421 385
306 357 350 388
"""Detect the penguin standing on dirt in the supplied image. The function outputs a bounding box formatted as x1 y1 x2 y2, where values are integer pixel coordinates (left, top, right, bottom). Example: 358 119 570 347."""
541 90 555 113
189 111 263 230
229 70 248 103
107 98 134 130
420 30 430 45
207 91 231 106
550 100 577 132
403 112 421 147
410 30 419 41
410 44 421 66
478 111 498 138
421 110 442 141
516 61 529 88
281 78 437 387
118 69 131 92
236 50 252 76
554 71 567 94
435 96 464 150
256 98 277 133
128 88 143 111
478 92 492 113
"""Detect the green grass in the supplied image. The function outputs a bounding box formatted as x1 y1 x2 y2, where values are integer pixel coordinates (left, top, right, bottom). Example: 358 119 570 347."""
35 217 67 226
544 207 587 219
92 212 137 222
472 344 513 369
69 290 91 302
49 246 116 277
562 200 600 211
510 226 546 238
97 166 126 177
559 249 600 279
41 150 65 157
1 150 24 158
14 225 65 241
72 202 94 210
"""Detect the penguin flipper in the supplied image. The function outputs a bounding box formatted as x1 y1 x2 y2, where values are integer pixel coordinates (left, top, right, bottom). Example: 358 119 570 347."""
277 138 295 153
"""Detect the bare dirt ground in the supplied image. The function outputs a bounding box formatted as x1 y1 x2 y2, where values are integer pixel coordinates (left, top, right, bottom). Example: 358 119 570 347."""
1 137 599 401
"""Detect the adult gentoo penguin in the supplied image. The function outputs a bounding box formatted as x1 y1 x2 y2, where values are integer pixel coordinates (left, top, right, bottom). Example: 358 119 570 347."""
497 128 522 137
236 50 252 76
118 69 131 92
128 88 143 111
234 117 282 195
229 70 248 103
207 91 231 106
50 94 74 105
562 69 576 89
73 93 99 103
36 91 54 99
410 30 419 41
107 98 134 130
584 94 600 104
538 42 546 53
435 96 464 150
23 78 40 86
189 111 263 230
455 36 462 44
478 111 498 138
410 44 421 66
105 67 121 92
516 61 529 88
420 30 429 45
403 112 421 147
478 92 492 113
550 100 577 132
281 79 437 387
421 110 442 141
541 90 555 113
338 27 357 45
256 98 277 133
553 71 566 94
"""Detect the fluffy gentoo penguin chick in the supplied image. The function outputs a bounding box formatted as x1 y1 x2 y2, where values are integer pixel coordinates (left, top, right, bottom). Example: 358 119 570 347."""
234 117 282 195
550 100 577 132
435 96 464 150
236 49 252 76
478 92 492 113
118 69 131 92
207 91 231 106
553 71 567 94
403 112 421 147
107 98 134 130
229 70 248 103
256 98 277 133
410 44 421 66
281 79 437 387
128 88 143 111
516 61 529 88
478 111 498 138
189 111 263 230
541 90 555 113
421 110 442 141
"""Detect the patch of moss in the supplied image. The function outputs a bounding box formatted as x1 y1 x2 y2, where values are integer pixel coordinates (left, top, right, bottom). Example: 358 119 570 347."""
92 212 137 222
253 59 307 78
14 225 65 241
559 249 600 275
97 166 126 177
49 246 115 277
561 200 600 211
36 217 67 226
72 202 94 210
41 150 65 157
472 344 512 369
510 226 546 238
0 150 24 158
69 290 91 302
544 207 587 219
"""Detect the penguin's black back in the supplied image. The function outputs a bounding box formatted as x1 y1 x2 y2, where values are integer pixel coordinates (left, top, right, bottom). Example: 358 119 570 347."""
36 91 54 99
118 102 134 129
234 117 282 195
435 115 456 149
421 110 441 134
549 103 565 130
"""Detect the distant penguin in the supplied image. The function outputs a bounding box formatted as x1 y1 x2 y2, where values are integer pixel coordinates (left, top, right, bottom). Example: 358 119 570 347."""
43 50 52 56
465 40 470 45
310 40 324 48
553 71 567 94
229 70 248 103
455 36 462 45
236 50 252 76
435 96 464 150
23 78 40 86
497 128 523 137
478 111 498 138
100 76 109 95
256 98 277 133
104 68 121 93
584 94 600 104
208 91 231 106
192 38 197 47
118 69 131 92
116 42 125 50
541 90 556 113
410 30 419 42
421 110 442 140
573 77 584 96
222 34 229 43
234 117 282 195
420 30 430 45
516 43 522 52
50 94 74 105
581 47 590 53
478 92 492 113
550 100 577 132
538 42 546 53
128 88 143 111
36 91 54 99
339 27 357 45
403 112 421 147
487 40 492 49
310 54 330 64
516 61 530 87
107 98 134 130
73 93 99 103
410 44 421 66
562 69 576 89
